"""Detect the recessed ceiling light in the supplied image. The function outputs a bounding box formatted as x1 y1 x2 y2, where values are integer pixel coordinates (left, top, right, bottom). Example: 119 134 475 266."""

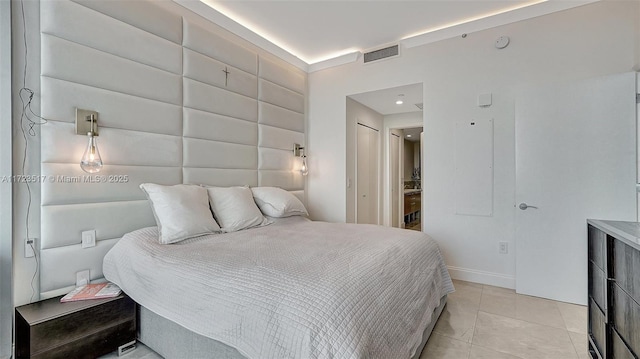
396 94 405 105
407 134 412 138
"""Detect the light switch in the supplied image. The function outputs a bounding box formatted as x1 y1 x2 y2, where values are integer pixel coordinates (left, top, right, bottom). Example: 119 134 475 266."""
81 230 96 248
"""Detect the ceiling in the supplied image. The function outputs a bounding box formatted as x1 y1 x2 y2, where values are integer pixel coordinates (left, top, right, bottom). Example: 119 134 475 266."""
349 83 423 116
184 0 597 71
403 127 423 142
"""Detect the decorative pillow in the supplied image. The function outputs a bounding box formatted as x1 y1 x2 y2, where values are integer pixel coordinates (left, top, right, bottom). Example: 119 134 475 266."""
251 187 309 218
206 186 270 232
140 183 220 244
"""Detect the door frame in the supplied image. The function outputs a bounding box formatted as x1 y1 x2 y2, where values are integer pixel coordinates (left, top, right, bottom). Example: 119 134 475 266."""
383 118 423 227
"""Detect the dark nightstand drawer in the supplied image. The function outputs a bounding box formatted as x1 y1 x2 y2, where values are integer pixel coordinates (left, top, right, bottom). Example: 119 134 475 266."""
16 294 136 358
613 283 640 356
612 328 637 359
590 298 607 358
589 262 607 315
613 239 640 304
589 226 607 271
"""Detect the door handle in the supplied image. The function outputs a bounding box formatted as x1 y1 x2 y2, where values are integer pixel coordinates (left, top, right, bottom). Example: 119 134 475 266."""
519 203 538 210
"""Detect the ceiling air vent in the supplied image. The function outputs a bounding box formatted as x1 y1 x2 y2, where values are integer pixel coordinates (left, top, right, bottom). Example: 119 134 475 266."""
363 45 399 63
415 103 424 110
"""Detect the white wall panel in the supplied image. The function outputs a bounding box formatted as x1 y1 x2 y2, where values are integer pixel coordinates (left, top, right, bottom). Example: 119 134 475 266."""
184 108 257 146
184 48 257 98
259 170 304 191
259 79 305 114
259 56 305 95
41 77 182 136
183 138 257 169
41 34 181 105
183 20 257 75
184 168 258 187
259 147 294 170
71 0 182 44
41 200 155 249
259 102 304 132
41 0 182 74
40 238 119 293
41 121 182 167
184 78 257 122
41 164 181 205
258 124 304 151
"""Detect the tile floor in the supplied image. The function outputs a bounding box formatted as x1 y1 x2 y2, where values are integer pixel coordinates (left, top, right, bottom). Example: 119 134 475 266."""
102 279 588 359
421 280 589 359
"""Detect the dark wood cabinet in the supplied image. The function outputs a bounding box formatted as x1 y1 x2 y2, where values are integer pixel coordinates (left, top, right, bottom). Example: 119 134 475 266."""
15 294 136 359
587 220 640 359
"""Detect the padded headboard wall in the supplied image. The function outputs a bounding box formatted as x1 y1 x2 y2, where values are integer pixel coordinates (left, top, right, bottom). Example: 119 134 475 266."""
38 0 306 298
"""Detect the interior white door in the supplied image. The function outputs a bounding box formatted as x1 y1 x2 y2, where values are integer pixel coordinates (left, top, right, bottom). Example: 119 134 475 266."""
357 123 379 224
515 72 637 305
390 133 400 227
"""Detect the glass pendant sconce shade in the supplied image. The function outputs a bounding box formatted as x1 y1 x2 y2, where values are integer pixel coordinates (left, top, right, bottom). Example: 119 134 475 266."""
300 155 309 176
80 132 103 173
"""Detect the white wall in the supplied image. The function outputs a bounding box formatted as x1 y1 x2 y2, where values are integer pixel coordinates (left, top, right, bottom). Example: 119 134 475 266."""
308 1 640 287
0 0 13 356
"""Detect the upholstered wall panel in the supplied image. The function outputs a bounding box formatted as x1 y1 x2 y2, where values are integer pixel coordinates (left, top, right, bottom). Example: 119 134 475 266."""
71 0 182 44
258 79 305 113
259 102 305 132
259 56 305 95
183 109 257 146
40 238 119 293
42 35 181 105
259 148 295 170
41 122 182 167
259 125 304 151
184 168 258 187
184 78 258 122
259 171 304 191
184 48 257 98
41 201 155 249
41 164 181 205
39 1 306 297
183 138 257 169
41 78 182 136
41 0 182 74
183 21 257 75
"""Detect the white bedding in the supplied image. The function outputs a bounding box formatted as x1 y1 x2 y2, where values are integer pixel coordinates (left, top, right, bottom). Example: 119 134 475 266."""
103 217 454 359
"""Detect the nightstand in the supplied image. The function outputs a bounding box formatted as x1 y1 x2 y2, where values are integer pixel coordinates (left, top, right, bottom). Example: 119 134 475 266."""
15 294 136 359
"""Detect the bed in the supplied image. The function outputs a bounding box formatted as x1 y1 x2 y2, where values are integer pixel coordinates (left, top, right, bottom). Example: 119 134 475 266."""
103 214 454 359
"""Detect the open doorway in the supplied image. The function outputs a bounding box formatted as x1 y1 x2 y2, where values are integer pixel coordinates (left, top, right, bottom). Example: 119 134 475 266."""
345 83 423 229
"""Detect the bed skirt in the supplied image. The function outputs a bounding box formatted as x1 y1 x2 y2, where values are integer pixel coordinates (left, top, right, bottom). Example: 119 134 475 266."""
137 295 448 359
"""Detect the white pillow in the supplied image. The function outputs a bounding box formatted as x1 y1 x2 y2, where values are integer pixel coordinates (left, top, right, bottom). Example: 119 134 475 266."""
140 183 220 244
206 186 270 232
251 187 308 218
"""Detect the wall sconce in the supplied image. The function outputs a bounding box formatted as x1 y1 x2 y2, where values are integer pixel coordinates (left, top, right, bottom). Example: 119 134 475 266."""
293 143 308 176
75 108 103 173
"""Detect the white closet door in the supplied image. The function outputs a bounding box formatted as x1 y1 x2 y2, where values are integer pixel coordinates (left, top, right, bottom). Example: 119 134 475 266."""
357 124 379 224
515 72 637 304
390 133 400 227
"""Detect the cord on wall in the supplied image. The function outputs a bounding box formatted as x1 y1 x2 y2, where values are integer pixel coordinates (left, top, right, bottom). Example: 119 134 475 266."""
18 0 47 304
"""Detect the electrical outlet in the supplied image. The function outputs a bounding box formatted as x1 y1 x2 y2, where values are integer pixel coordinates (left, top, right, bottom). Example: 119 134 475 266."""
81 230 96 248
76 270 90 287
499 241 508 254
24 238 35 258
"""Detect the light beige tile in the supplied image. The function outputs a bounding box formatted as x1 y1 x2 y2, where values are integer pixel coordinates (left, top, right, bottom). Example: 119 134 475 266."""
479 286 516 318
568 331 590 359
472 311 578 359
420 333 471 359
449 280 483 312
469 345 522 359
515 294 566 329
557 302 588 334
433 302 478 343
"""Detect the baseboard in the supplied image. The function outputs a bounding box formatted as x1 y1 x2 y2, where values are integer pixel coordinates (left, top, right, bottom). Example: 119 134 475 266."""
447 266 515 289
